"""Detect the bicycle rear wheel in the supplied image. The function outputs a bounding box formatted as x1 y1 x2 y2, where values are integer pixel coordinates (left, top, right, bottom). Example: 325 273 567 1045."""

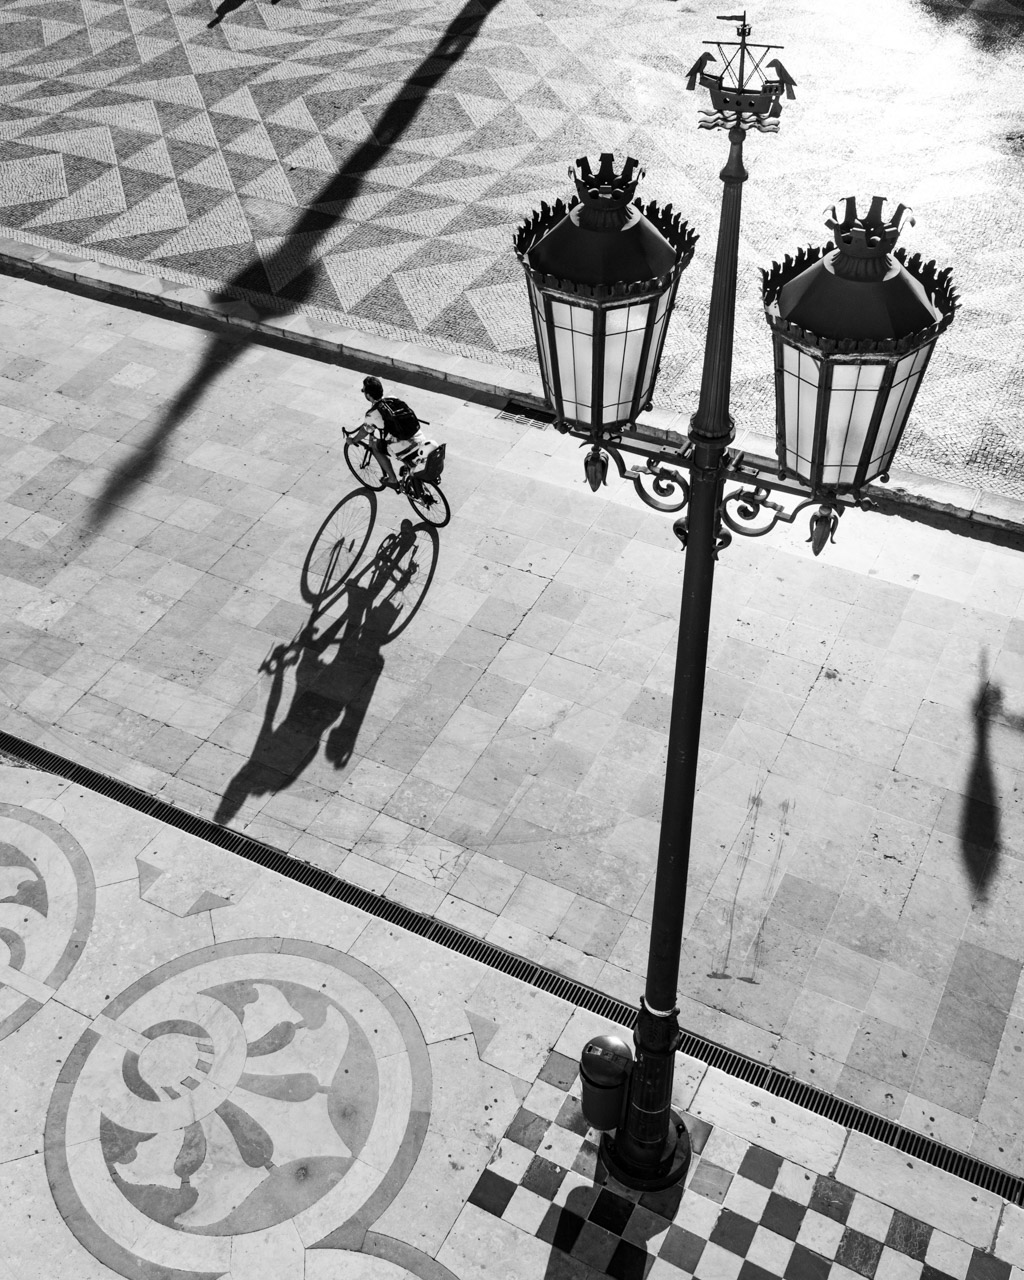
301 490 375 602
344 439 387 490
406 478 450 527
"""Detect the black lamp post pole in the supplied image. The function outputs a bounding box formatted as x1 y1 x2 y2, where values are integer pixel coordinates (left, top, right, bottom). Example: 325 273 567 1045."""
603 126 748 1187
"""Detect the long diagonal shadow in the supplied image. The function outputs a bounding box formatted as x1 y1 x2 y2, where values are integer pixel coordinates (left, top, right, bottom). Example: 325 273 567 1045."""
87 0 503 531
208 0 277 28
215 511 440 827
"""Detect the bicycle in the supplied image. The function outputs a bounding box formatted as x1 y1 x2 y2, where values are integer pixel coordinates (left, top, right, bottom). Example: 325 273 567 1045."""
343 421 451 527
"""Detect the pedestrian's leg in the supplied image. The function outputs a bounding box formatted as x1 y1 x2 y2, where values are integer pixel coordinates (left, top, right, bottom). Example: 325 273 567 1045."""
387 439 408 484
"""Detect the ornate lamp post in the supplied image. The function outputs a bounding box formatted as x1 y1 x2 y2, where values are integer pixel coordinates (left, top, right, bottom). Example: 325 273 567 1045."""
514 12 957 1190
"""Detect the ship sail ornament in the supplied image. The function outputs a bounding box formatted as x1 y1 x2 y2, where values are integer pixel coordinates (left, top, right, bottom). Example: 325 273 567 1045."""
686 11 797 132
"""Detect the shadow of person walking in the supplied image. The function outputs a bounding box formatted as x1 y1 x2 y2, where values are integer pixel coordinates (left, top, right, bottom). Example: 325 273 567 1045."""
215 515 439 827
88 0 503 533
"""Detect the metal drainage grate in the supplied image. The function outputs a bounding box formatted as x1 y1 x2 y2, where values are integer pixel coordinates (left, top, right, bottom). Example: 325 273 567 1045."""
498 400 555 428
2 725 1021 1206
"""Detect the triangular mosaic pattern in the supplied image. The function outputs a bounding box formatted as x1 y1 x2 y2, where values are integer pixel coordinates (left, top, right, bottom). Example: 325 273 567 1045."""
0 0 1022 493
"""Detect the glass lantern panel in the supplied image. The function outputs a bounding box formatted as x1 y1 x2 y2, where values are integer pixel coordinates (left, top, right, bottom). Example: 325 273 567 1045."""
867 345 931 479
551 300 594 421
780 344 821 481
820 363 885 486
638 289 673 406
527 280 554 396
603 303 650 421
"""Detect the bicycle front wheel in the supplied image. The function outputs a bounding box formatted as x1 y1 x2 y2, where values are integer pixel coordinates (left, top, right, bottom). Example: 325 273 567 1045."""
301 490 375 602
406 478 450 527
344 439 387 490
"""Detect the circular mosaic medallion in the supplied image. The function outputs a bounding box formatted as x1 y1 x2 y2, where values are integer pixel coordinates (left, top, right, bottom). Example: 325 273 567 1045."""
0 803 95 1040
45 939 431 1280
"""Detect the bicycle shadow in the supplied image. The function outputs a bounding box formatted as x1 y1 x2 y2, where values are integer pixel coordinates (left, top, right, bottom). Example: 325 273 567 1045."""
86 0 503 533
215 513 439 826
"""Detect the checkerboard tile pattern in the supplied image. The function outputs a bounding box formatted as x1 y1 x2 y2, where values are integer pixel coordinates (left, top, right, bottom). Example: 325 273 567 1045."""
468 1050 1015 1280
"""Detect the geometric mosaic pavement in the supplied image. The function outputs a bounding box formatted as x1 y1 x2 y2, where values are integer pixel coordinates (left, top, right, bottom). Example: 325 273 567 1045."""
1 0 1024 494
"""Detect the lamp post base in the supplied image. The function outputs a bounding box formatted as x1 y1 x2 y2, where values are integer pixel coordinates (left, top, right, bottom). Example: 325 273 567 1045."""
599 1111 692 1191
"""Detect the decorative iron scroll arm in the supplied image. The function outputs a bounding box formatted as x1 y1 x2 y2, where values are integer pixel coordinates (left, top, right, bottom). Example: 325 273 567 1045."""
575 436 694 512
557 422 871 556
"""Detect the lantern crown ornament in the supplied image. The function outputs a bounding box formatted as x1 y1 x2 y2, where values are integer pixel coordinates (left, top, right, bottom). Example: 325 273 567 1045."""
514 154 697 436
826 194 908 273
761 197 958 495
572 153 643 230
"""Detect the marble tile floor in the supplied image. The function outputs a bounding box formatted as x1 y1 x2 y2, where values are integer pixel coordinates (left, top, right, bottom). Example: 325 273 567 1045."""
3 761 1024 1280
3 271 1024 1175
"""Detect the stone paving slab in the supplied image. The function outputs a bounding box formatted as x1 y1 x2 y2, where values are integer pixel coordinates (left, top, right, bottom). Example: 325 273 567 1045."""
3 761 1024 1280
0 0 1022 496
2 271 1024 1180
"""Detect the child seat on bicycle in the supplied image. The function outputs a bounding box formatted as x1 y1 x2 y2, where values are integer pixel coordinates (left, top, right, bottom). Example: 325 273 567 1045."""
360 375 426 478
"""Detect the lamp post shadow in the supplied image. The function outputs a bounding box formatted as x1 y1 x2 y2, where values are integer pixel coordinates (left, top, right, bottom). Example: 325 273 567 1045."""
540 1178 684 1277
215 516 438 828
87 0 503 533
959 650 1024 901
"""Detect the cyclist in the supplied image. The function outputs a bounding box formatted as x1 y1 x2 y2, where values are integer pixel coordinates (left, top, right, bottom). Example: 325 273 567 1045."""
360 376 425 482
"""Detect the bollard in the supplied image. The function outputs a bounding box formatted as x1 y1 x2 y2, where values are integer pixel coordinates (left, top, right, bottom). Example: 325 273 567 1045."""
579 1035 633 1131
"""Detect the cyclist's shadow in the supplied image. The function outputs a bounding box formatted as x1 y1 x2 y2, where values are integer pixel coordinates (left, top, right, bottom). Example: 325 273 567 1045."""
215 510 439 826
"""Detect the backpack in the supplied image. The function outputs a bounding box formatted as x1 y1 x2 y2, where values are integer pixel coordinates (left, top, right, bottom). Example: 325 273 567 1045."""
375 397 420 440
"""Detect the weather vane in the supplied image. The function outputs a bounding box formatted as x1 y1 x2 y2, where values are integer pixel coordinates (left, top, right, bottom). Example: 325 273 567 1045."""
686 11 796 132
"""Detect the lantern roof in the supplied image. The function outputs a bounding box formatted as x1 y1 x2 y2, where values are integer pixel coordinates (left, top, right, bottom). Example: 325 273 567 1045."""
514 153 697 296
761 197 958 353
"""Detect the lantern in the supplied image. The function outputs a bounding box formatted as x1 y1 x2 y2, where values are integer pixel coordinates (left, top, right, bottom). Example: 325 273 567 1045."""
761 196 958 495
514 154 697 436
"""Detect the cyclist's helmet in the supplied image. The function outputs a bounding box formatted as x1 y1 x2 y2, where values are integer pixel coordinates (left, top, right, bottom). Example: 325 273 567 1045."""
362 375 383 400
